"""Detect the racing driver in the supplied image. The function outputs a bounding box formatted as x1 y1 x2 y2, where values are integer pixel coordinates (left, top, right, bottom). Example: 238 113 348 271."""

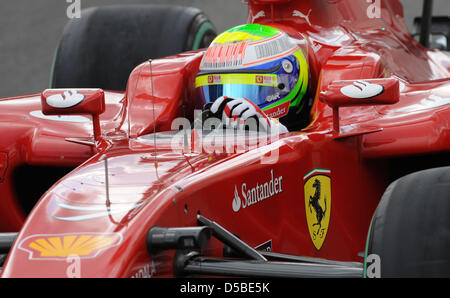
195 24 312 134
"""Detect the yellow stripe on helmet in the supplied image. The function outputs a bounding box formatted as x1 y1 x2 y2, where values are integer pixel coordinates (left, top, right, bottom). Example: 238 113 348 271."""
195 73 278 88
212 32 264 45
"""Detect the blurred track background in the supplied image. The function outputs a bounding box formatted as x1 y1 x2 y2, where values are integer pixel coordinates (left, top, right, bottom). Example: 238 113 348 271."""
0 0 449 98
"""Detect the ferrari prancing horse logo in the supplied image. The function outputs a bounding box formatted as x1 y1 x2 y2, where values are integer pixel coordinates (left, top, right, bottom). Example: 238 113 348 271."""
304 169 331 250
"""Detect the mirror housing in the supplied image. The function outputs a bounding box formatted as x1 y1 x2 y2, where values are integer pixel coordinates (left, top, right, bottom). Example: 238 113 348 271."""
319 78 399 108
41 89 105 141
319 78 400 134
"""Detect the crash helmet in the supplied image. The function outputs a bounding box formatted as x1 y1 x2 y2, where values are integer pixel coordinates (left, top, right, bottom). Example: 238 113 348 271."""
195 24 309 119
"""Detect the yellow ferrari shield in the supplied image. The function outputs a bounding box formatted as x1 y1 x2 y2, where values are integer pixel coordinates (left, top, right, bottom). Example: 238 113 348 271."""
304 170 331 250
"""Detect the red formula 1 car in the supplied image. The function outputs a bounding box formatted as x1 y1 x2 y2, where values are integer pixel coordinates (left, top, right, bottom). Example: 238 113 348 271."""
0 0 449 278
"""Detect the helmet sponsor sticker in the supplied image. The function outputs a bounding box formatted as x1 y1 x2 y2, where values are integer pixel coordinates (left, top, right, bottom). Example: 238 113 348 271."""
255 75 273 85
263 101 290 118
232 169 283 213
201 41 250 69
304 168 331 250
265 92 280 103
208 75 222 84
196 73 278 88
200 33 297 70
18 232 122 260
253 33 292 60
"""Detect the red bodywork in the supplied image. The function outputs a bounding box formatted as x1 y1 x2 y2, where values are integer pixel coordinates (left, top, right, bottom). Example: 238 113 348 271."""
1 0 449 277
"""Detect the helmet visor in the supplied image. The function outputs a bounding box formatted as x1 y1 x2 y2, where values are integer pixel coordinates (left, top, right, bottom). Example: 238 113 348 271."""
195 73 295 110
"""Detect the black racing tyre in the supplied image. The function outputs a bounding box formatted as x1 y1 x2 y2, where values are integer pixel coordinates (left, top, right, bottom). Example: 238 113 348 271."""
365 166 450 277
50 4 216 91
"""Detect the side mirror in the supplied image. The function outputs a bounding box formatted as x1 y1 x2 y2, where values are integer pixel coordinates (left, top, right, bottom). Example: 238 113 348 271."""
319 78 399 134
41 89 105 141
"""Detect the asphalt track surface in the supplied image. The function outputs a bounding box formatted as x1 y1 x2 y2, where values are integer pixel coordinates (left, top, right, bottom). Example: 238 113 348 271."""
0 0 449 98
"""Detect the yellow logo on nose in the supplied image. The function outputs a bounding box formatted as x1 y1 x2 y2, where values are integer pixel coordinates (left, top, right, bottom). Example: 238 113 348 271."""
19 233 122 260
